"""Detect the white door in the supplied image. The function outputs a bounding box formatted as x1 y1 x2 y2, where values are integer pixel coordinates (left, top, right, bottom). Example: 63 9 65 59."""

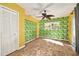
0 7 2 56
0 6 19 56
72 15 76 51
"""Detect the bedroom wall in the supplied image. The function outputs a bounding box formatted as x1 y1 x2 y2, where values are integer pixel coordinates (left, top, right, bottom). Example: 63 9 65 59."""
39 17 68 41
24 19 37 43
68 11 75 44
25 16 40 38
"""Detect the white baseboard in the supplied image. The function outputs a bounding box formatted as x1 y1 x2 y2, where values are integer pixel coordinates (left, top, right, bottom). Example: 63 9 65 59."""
18 45 25 50
25 38 36 44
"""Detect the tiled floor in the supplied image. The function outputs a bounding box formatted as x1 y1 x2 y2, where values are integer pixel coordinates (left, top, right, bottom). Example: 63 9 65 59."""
8 38 77 56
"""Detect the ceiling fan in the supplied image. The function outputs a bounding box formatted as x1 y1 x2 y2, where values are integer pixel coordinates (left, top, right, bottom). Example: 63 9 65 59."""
27 3 55 20
34 3 55 20
41 10 55 20
36 10 55 20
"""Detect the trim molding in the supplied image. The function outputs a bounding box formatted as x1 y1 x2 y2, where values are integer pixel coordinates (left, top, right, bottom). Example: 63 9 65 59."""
18 45 25 50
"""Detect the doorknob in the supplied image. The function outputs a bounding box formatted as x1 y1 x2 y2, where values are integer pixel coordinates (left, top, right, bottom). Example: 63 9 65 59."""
14 33 16 35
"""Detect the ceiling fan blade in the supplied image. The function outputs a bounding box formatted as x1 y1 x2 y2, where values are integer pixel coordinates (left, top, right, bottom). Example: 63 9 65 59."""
39 3 53 14
35 16 43 18
40 16 45 20
47 15 55 17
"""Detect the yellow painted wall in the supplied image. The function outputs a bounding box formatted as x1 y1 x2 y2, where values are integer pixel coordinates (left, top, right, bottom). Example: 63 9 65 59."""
35 20 39 38
68 11 75 44
0 3 40 47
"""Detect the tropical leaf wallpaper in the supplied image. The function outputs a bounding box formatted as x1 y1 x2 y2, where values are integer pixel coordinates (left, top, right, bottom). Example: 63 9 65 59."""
24 19 37 43
39 16 68 41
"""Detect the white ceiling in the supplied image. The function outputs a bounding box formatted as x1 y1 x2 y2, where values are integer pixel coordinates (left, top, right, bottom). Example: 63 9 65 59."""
18 3 76 20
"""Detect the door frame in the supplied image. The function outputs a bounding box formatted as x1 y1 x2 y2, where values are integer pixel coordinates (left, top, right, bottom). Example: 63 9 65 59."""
71 13 76 51
75 3 79 53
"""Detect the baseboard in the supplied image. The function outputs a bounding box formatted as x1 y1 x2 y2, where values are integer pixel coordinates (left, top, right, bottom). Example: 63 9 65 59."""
25 37 40 44
25 38 36 44
18 45 25 50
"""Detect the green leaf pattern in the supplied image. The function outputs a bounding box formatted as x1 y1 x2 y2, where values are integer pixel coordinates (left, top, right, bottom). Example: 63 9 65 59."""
39 17 68 40
24 20 37 42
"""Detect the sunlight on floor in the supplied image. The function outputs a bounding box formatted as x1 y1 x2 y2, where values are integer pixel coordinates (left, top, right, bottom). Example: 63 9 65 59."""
43 39 64 46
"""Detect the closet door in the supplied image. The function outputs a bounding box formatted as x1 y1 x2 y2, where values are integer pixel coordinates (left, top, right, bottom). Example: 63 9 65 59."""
9 10 19 52
1 7 19 56
1 7 11 55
